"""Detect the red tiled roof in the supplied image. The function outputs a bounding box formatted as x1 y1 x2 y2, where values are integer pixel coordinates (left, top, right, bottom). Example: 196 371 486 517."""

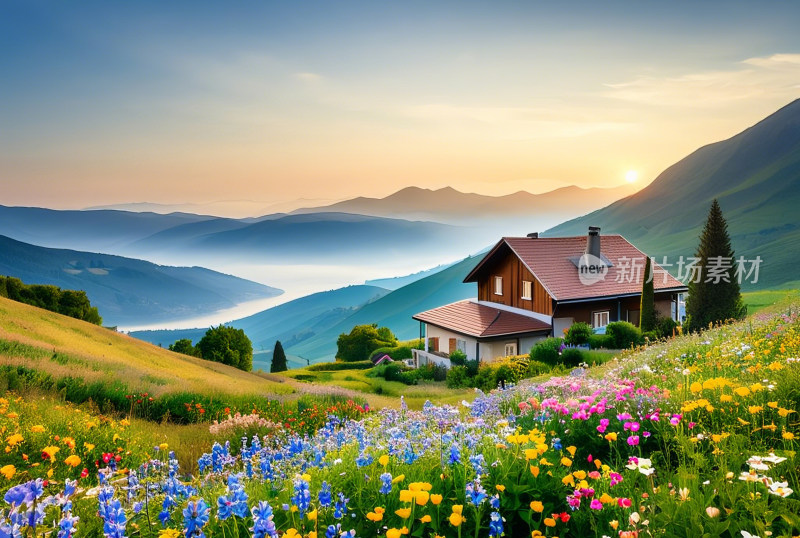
412 300 551 338
464 235 687 302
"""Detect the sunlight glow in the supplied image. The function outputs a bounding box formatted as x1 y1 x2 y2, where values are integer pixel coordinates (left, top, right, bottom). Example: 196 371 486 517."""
625 170 639 183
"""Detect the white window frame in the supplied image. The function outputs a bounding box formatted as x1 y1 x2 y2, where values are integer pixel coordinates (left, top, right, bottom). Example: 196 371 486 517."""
504 342 517 357
592 310 610 328
521 280 532 300
493 276 503 295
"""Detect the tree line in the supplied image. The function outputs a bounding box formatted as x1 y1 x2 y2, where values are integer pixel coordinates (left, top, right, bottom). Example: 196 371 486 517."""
0 276 102 325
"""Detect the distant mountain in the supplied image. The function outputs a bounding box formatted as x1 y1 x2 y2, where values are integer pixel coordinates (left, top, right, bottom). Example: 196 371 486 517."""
131 284 390 368
0 205 214 252
364 261 458 290
547 99 800 290
0 235 281 326
129 212 488 263
291 184 638 233
285 253 484 360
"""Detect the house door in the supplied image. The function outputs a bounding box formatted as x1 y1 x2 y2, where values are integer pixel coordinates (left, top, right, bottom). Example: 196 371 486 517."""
504 342 517 357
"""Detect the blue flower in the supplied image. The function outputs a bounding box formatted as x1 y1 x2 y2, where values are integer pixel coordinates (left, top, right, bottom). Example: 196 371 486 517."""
57 512 79 538
182 499 210 538
379 473 392 495
251 501 278 538
290 478 311 518
333 492 348 519
466 479 487 507
318 481 332 508
488 511 504 537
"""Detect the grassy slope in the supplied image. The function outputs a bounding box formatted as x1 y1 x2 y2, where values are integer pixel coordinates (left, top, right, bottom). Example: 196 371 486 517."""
0 296 292 397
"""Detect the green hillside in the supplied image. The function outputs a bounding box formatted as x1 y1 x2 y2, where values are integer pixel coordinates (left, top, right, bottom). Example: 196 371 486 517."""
0 296 292 399
547 99 800 289
286 253 483 360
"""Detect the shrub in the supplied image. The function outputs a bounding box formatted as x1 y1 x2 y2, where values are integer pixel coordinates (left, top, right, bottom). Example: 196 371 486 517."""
642 330 660 342
565 322 593 346
530 337 563 365
560 348 584 367
493 364 514 388
446 365 470 388
527 360 551 377
588 334 614 349
605 321 642 349
369 345 413 361
169 339 198 357
656 316 679 338
449 349 467 366
472 365 496 391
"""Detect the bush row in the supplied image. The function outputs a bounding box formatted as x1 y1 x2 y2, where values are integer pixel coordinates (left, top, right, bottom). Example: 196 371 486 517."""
307 360 374 372
0 275 102 325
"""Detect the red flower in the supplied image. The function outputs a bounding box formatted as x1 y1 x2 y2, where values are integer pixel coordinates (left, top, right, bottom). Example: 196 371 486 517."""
80 468 89 478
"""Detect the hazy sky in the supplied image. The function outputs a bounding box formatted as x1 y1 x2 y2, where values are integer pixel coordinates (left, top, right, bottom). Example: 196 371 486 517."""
2 0 800 213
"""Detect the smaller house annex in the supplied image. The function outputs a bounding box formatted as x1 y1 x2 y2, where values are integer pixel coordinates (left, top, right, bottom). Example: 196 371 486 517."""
412 227 687 367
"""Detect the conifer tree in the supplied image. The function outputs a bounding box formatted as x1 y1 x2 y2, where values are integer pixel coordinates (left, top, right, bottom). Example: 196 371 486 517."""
639 256 656 332
271 340 288 373
685 199 745 331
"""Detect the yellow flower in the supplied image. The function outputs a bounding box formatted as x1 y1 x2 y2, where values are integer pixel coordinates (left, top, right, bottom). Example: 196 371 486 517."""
452 505 463 515
379 454 390 467
392 474 405 484
604 432 617 442
561 474 575 487
690 381 702 393
386 529 403 538
30 425 45 433
415 491 430 506
301 473 311 482
566 445 577 457
430 494 443 505
284 530 301 538
495 485 505 492
573 470 586 480
768 401 779 409
420 515 432 523
64 455 81 468
530 500 544 512
158 530 182 538
307 509 317 521
395 508 411 519
734 387 751 397
610 519 620 530
41 445 60 463
6 434 23 447
159 443 169 451
544 517 556 527
778 408 795 417
560 457 573 467
448 512 464 527
399 490 414 503
366 510 384 522
530 465 540 478
720 394 733 403
112 434 122 443
0 465 15 479
748 406 763 414
783 431 796 440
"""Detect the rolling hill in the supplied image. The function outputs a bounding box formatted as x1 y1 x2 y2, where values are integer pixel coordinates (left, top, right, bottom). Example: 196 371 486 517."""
0 235 281 326
547 99 800 290
0 296 292 398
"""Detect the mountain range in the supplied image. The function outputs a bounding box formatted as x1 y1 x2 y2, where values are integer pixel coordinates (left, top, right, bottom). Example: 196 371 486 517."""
547 98 800 290
0 235 281 326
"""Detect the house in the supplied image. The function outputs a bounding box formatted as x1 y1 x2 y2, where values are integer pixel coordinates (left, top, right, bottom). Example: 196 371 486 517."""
412 227 687 367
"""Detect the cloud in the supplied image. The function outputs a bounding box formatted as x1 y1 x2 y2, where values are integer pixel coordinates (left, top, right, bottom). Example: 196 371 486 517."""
605 53 800 107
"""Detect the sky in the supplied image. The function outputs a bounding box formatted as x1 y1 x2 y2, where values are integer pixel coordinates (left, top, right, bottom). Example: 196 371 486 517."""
2 0 800 215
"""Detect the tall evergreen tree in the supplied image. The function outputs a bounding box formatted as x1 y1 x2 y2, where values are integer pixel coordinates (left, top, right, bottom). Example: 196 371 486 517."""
639 256 656 332
685 199 745 331
271 340 288 373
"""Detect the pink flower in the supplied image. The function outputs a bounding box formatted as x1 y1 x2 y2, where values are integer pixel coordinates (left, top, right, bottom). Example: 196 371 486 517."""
618 497 632 508
590 499 603 510
627 435 640 446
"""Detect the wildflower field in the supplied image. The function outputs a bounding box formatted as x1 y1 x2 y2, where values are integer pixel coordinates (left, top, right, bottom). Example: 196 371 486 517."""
1 300 800 537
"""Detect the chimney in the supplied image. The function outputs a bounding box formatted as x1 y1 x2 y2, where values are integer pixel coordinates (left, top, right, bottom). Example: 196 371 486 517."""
586 226 601 258
527 232 539 239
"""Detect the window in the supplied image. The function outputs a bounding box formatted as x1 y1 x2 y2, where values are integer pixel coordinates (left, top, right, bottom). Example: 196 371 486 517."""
592 311 610 328
521 280 532 300
504 342 517 357
457 339 467 354
493 276 503 295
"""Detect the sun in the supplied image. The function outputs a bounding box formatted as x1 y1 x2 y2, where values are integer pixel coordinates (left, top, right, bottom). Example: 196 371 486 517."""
625 170 638 183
